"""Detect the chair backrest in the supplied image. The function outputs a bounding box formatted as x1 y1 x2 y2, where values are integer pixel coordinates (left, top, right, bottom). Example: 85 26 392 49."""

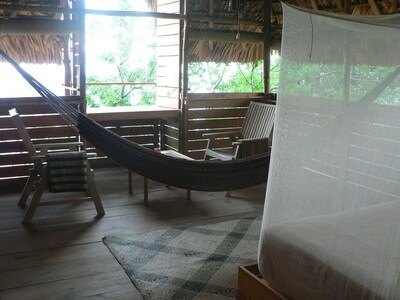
240 102 276 139
9 108 37 158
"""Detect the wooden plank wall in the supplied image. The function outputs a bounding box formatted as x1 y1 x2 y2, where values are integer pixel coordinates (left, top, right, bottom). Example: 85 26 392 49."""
183 93 276 159
156 0 181 109
0 97 81 191
161 118 180 151
0 97 167 190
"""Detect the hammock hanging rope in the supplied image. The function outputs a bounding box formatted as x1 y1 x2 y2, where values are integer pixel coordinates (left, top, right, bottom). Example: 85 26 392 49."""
1 49 270 191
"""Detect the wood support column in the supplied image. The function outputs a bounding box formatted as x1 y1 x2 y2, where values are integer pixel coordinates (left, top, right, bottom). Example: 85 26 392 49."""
343 0 352 104
263 0 271 94
63 38 72 96
344 0 352 14
77 0 86 113
180 0 190 155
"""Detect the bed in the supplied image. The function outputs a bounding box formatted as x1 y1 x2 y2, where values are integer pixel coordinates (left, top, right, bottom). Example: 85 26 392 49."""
258 200 400 299
250 4 400 300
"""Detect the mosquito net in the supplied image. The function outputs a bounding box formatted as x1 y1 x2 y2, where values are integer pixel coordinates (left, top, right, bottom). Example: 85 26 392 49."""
258 4 400 299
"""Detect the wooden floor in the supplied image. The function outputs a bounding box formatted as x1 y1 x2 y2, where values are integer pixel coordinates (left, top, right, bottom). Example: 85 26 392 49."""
0 167 266 300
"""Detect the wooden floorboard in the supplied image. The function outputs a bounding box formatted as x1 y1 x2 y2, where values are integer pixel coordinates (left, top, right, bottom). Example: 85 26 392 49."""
0 167 266 300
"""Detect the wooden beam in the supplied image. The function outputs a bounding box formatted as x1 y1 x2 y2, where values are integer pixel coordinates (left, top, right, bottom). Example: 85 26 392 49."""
189 28 264 44
263 0 272 94
0 19 79 34
189 14 265 27
344 0 352 14
86 82 156 86
368 0 382 14
0 4 75 14
77 0 86 110
209 0 214 51
85 9 185 20
181 0 190 155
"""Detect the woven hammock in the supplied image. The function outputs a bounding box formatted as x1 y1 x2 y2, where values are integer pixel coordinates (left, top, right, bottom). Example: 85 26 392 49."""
1 49 270 191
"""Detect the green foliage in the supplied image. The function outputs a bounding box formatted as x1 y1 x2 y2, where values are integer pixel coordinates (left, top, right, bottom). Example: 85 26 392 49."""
218 62 263 93
188 62 227 93
188 60 268 93
280 61 400 105
86 0 156 108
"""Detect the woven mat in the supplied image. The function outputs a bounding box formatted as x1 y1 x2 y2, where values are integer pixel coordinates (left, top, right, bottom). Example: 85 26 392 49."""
103 216 261 300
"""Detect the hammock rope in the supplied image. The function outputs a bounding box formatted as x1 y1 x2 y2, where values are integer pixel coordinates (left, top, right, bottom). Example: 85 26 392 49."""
1 49 270 191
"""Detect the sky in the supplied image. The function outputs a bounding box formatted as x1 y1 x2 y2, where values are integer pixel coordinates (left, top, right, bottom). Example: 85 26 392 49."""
0 0 152 98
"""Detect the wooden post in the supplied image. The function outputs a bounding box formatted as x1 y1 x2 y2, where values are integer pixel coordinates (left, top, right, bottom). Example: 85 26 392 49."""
344 0 352 14
77 0 86 114
263 0 271 94
63 38 71 96
180 0 190 155
343 0 352 104
208 0 214 51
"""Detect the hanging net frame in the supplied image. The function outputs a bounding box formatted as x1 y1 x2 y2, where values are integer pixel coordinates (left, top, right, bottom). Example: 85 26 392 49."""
258 4 400 299
0 49 270 192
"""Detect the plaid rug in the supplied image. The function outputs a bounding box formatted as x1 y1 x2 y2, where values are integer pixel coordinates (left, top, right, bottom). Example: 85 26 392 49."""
103 216 261 300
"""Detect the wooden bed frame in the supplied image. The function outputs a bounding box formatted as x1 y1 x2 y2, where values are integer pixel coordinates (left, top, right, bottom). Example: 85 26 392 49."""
237 264 287 300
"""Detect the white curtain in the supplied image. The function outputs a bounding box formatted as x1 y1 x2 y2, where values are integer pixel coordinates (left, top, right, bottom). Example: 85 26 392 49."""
258 4 400 299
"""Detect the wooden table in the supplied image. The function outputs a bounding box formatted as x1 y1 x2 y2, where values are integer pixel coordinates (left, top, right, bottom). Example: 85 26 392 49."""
128 150 194 206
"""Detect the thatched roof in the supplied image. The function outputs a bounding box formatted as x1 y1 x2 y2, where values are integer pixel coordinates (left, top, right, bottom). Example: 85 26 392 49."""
188 0 400 63
0 0 399 64
0 0 69 64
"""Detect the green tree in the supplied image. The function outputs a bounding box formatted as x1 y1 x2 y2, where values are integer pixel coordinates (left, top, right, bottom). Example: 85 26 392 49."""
188 62 227 93
86 0 156 107
218 61 263 93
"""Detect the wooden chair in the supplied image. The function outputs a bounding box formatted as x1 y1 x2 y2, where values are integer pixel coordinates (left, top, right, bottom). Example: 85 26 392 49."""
203 102 275 196
9 108 104 224
203 102 275 161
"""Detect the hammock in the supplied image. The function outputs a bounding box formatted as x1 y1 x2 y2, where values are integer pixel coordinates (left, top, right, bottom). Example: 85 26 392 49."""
1 49 270 191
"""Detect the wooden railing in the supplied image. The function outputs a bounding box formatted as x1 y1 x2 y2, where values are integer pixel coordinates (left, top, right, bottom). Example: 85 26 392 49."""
0 97 82 191
0 99 180 191
0 93 275 191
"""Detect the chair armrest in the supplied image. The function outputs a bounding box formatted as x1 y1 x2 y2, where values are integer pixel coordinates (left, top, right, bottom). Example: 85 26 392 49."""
202 131 240 139
232 137 269 146
35 142 84 154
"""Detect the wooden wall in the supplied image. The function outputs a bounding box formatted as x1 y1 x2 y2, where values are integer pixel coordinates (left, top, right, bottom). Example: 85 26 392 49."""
0 97 81 191
0 97 177 191
156 0 181 109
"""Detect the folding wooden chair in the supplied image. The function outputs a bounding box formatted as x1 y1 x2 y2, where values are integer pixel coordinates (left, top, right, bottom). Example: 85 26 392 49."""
9 108 104 224
203 102 275 161
203 102 275 196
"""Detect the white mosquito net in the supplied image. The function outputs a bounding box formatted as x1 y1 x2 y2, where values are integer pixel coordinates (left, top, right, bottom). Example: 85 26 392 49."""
258 4 400 299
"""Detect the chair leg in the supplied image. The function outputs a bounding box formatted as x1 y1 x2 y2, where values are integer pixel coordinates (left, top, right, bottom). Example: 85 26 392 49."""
19 169 38 206
86 168 105 216
22 174 47 224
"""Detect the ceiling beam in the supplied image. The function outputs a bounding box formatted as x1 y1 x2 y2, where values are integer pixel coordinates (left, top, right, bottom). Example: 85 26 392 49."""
189 28 281 47
0 19 79 34
85 9 184 20
0 4 74 14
